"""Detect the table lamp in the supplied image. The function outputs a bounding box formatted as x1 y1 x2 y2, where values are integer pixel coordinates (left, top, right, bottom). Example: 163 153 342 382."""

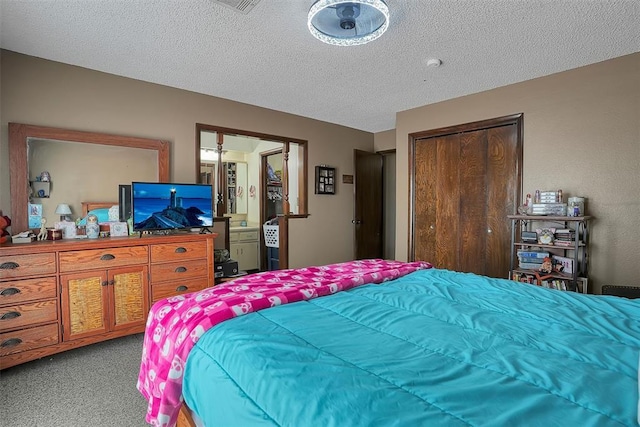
55 203 72 222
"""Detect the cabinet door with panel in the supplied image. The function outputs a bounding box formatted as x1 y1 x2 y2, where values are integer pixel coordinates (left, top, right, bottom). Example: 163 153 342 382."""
229 229 259 271
60 265 149 341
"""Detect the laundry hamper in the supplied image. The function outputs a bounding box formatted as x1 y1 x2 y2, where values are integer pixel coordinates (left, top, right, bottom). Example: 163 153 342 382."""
263 223 279 270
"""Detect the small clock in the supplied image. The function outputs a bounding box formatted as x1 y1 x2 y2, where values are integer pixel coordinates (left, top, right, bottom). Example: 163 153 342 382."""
537 228 554 245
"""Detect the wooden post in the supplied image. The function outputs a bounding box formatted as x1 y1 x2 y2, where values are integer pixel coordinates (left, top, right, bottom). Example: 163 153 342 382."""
282 142 290 215
216 133 225 217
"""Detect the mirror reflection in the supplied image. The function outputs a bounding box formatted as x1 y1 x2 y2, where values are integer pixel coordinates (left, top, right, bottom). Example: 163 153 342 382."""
27 138 158 224
9 123 169 233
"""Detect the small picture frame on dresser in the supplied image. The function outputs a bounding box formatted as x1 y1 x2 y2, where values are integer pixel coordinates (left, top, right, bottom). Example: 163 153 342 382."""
55 221 77 239
109 222 129 237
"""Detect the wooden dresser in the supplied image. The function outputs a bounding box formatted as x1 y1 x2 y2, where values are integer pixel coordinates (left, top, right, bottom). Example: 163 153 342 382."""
0 232 216 369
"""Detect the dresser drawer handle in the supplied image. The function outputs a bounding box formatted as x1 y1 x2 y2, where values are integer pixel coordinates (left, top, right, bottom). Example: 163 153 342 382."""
1 338 22 348
175 247 187 253
0 262 20 270
100 254 116 261
175 266 187 273
0 287 21 296
176 285 188 292
0 311 21 320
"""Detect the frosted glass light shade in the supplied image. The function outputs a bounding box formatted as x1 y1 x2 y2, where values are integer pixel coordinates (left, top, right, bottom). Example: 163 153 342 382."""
308 0 389 46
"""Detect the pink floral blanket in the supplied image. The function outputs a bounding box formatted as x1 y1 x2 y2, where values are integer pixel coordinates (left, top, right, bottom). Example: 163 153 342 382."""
137 259 432 426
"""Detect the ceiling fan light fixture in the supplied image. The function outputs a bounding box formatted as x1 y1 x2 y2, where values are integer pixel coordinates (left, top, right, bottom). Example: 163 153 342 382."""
308 0 389 46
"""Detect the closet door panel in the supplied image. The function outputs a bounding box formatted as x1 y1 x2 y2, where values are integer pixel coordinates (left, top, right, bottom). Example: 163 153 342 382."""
410 114 522 278
413 138 438 263
435 135 460 270
485 124 519 278
459 130 488 274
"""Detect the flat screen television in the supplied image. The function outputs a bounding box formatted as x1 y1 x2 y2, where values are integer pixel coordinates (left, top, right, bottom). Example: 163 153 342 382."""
131 182 213 232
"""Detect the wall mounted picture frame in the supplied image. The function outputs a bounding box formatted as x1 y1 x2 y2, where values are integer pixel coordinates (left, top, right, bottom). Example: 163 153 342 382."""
315 165 336 195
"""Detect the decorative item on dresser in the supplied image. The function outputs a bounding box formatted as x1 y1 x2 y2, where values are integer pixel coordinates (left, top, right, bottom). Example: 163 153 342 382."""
0 232 216 370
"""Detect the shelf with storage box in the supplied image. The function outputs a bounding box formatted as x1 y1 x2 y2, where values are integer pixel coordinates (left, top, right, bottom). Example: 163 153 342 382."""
0 232 216 369
508 215 591 293
29 180 51 198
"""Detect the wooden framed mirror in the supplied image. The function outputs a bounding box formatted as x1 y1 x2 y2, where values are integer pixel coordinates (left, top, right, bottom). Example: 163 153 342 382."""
9 123 170 233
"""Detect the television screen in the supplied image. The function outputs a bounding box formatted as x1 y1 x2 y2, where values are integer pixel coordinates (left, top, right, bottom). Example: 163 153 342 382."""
131 182 213 231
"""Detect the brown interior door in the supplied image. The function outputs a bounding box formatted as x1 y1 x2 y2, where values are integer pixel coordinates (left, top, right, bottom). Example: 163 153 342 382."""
354 149 383 259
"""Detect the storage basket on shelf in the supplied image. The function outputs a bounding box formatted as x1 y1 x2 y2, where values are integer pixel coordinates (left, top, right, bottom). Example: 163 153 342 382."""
263 224 279 248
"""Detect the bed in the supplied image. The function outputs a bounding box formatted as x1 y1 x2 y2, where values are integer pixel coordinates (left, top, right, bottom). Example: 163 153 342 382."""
137 260 640 427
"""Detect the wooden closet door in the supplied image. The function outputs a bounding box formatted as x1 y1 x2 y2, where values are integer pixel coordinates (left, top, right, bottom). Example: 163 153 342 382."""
484 124 519 278
411 115 521 278
413 137 438 265
458 130 489 273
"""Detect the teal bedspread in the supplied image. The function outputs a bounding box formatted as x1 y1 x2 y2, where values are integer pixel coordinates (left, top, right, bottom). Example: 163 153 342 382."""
183 269 640 426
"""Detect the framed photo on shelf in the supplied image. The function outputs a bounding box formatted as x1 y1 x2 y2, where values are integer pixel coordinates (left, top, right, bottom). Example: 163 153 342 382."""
315 165 336 195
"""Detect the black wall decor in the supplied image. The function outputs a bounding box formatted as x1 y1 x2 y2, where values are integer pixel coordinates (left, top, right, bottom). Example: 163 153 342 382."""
315 165 335 195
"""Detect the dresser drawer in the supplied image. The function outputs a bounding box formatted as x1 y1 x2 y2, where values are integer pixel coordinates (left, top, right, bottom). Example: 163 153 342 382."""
0 253 56 280
151 277 210 303
0 323 59 357
59 246 149 272
150 241 208 263
150 259 209 282
230 230 259 243
0 299 58 332
0 277 57 306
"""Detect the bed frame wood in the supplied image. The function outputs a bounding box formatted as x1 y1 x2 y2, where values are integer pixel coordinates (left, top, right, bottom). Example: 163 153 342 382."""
177 403 197 427
81 201 118 217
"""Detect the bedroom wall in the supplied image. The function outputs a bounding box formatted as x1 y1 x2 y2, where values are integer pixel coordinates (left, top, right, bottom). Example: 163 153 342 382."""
395 52 640 293
0 50 374 268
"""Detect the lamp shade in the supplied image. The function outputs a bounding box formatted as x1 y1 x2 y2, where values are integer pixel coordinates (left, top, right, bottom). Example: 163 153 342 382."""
55 203 73 222
308 0 389 46
55 204 72 215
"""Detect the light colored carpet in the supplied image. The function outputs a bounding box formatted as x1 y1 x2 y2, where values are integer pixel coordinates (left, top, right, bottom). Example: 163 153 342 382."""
0 333 149 427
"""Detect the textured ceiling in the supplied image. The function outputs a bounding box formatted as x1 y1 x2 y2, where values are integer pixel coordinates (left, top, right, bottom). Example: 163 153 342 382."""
1 1 638 133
